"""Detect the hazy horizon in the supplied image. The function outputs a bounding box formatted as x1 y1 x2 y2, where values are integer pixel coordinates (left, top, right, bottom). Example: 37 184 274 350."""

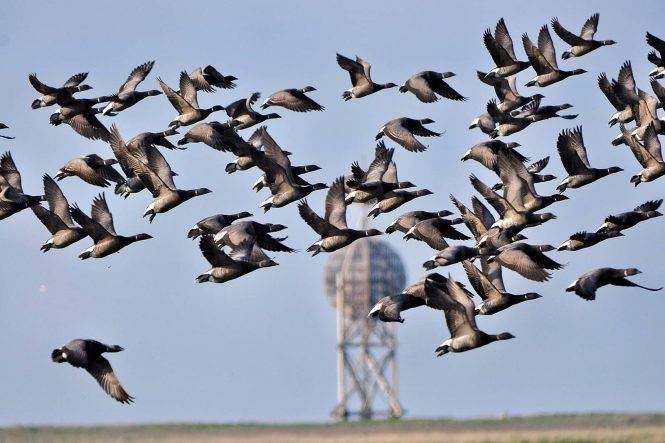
1 0 664 427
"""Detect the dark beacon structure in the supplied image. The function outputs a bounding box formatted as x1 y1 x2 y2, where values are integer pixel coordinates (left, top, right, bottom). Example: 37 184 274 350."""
324 224 406 421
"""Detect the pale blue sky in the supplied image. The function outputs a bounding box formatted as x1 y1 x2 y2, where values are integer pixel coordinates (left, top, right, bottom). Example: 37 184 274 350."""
1 0 664 426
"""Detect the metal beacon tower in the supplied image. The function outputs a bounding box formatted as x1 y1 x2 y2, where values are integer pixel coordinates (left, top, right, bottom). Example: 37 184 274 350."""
323 220 406 421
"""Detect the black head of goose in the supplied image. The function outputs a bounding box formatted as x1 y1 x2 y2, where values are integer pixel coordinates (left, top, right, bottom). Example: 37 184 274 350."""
102 61 161 115
32 174 87 251
51 339 133 404
431 276 515 357
646 32 665 78
69 194 152 259
29 72 91 109
399 71 466 103
260 86 324 112
597 199 663 233
522 26 587 88
367 189 433 218
299 178 382 255
187 212 253 239
567 267 662 301
551 14 616 59
385 210 456 234
158 72 225 128
557 230 623 251
189 65 237 92
336 53 396 100
483 18 531 79
376 118 441 152
462 260 541 316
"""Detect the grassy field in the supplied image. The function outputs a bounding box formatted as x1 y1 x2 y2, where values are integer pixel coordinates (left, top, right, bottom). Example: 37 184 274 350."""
2 413 665 443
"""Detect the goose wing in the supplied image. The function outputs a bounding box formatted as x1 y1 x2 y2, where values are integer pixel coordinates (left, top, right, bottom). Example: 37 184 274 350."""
384 119 427 152
43 174 74 226
0 152 23 191
69 204 111 242
336 53 369 87
551 17 586 46
537 25 558 69
85 355 133 404
557 127 590 175
324 177 348 230
178 70 199 109
597 73 625 111
407 74 437 103
157 77 193 114
579 13 599 40
470 174 514 217
298 199 336 236
119 61 154 94
522 33 555 75
63 72 88 88
91 193 116 236
32 205 68 234
199 235 235 267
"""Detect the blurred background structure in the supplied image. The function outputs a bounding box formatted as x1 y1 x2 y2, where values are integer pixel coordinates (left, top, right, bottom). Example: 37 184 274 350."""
324 212 406 420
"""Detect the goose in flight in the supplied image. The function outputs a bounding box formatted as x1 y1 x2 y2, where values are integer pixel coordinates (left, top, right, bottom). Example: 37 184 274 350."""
70 193 152 259
399 71 466 103
261 86 324 112
385 210 456 235
483 18 531 79
29 72 91 109
299 177 382 255
551 13 616 59
187 212 253 239
158 72 224 127
522 26 586 87
31 174 86 252
336 53 396 100
597 200 662 233
646 32 665 79
196 236 277 283
487 243 562 282
376 118 442 152
567 268 662 301
225 92 281 129
52 339 133 404
55 154 125 188
102 61 161 115
432 276 515 357
188 65 237 92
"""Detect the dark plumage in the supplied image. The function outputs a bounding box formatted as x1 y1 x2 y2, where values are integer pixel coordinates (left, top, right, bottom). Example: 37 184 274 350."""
158 72 224 127
187 212 253 239
51 339 133 404
214 220 293 253
483 18 531 79
336 53 396 100
260 86 324 112
567 268 662 301
551 13 616 59
196 236 277 283
522 26 586 87
488 243 562 282
597 200 663 233
225 93 280 129
55 154 125 188
376 118 441 152
28 72 91 109
557 230 623 251
102 61 161 115
188 65 237 92
399 71 466 103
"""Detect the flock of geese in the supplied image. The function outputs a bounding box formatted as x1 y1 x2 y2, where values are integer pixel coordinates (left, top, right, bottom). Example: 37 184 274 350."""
1 13 664 405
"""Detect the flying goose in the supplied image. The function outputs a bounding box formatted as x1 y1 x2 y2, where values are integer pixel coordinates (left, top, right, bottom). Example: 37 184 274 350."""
522 26 587 87
369 273 466 323
253 164 321 193
253 128 327 211
462 260 541 315
376 118 441 152
557 230 623 252
102 61 161 115
345 143 414 203
0 152 45 220
176 120 242 151
621 123 665 186
49 94 116 141
214 220 293 252
433 276 515 357
493 156 555 191
223 126 282 174
399 71 466 103
28 72 91 109
299 177 381 255
597 199 663 233
108 125 149 198
367 189 433 218
423 245 481 269
551 13 616 59
55 154 124 188
556 126 623 192
488 243 562 282
225 92 280 129
385 210 456 234
70 193 152 259
51 339 133 404
461 139 524 172
260 86 324 112
188 65 237 92
126 128 181 152
122 140 211 222
32 174 86 251
646 32 665 79
612 81 665 146
495 153 569 213
336 53 396 100
0 123 14 139
483 18 531 79
470 174 556 234
477 71 542 112
403 217 469 250
468 111 497 135
158 72 224 128
187 212 253 239
486 99 535 137
567 268 662 301
196 235 277 283
509 98 577 121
